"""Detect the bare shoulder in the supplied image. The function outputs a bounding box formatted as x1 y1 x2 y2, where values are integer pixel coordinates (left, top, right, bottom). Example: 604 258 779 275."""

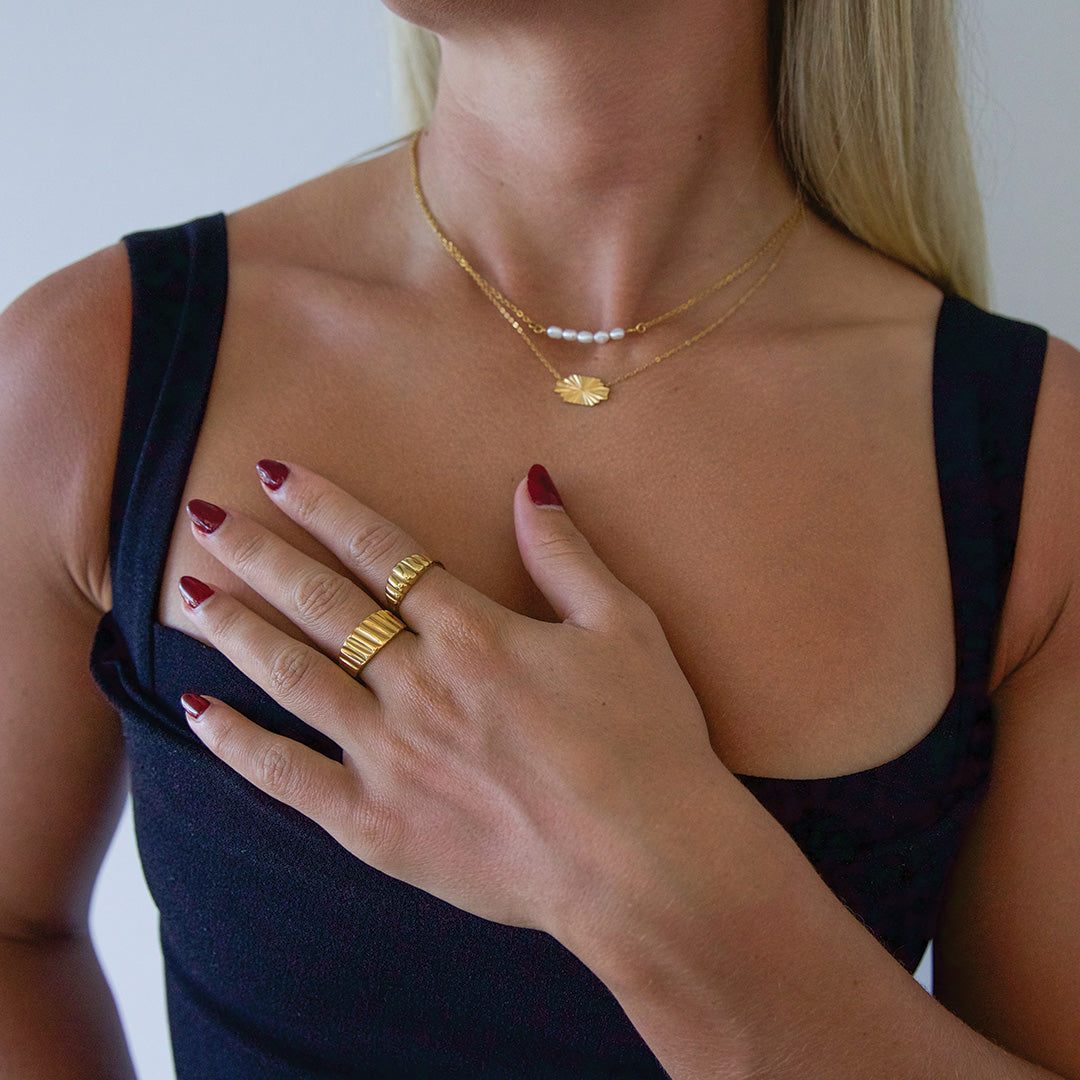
0 242 132 612
990 333 1080 689
224 143 413 282
934 333 1080 1074
0 246 135 939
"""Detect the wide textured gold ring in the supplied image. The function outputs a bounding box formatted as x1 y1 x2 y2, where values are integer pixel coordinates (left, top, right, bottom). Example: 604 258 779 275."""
338 610 408 679
385 554 444 612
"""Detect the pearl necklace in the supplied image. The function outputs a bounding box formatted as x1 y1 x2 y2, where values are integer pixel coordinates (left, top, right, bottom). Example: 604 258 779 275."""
410 132 803 405
546 325 626 345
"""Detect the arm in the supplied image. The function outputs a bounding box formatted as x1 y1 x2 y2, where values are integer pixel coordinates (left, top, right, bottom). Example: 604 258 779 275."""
931 334 1080 1073
0 248 137 1079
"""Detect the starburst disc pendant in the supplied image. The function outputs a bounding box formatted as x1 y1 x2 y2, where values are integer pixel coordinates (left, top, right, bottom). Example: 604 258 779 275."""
554 374 611 406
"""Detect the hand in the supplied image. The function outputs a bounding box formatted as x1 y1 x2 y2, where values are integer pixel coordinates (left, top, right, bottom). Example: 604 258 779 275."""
178 461 723 942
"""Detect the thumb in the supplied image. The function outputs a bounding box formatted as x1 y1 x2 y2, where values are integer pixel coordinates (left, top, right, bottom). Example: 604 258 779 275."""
513 464 629 628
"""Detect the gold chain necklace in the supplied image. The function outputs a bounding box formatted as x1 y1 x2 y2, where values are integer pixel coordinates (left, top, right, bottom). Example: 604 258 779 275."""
410 135 796 348
410 132 802 406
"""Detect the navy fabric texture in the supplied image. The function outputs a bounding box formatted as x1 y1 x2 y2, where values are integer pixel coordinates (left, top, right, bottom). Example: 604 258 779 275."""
90 213 1048 1078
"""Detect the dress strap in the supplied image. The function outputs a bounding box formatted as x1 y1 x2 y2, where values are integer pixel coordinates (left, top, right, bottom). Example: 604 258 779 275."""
932 294 1047 696
109 213 228 685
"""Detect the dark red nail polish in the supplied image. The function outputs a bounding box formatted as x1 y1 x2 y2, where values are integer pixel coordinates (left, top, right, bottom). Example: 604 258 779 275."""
186 499 226 534
256 459 289 491
179 576 215 609
181 693 211 721
527 464 563 508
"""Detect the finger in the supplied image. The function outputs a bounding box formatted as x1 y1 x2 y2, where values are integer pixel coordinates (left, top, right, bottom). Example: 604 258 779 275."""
254 460 461 630
184 499 418 693
513 464 648 630
178 574 379 745
181 692 359 836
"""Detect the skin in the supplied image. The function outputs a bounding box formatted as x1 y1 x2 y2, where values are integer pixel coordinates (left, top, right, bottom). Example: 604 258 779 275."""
0 0 1078 1075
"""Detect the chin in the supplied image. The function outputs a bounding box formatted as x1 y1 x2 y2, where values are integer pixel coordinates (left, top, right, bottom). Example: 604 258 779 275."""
381 0 546 36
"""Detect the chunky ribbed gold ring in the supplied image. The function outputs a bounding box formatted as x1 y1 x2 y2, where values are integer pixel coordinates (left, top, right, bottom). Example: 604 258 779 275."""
385 554 443 612
338 610 408 679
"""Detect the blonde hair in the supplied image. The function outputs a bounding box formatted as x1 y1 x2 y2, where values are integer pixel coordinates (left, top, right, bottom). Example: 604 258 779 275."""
386 2 988 305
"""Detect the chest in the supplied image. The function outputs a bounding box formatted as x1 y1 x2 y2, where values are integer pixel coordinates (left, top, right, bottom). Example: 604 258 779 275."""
152 279 955 780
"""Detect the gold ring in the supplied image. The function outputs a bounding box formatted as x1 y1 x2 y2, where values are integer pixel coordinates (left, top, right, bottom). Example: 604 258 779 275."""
385 554 443 612
338 610 408 679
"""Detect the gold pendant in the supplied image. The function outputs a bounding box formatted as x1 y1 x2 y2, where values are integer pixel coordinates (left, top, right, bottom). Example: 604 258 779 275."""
554 374 610 406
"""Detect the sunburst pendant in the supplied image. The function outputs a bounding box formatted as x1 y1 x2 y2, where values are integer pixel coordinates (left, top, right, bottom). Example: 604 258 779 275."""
554 374 611 406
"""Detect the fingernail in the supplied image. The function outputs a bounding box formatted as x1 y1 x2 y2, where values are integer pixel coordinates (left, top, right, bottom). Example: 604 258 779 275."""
187 499 227 534
256 459 289 491
179 576 214 609
181 693 211 721
527 464 563 508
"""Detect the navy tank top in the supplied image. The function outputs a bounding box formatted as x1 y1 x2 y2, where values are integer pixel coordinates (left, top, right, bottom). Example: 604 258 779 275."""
90 213 1048 1078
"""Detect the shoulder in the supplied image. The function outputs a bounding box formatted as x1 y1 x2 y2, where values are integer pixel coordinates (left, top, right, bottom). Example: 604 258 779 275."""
224 143 413 284
936 334 1080 1071
990 332 1080 689
0 242 132 612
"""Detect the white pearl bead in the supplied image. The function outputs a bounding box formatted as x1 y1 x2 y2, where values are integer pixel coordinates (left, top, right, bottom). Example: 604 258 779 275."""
576 330 594 343
547 326 563 339
593 331 610 344
609 327 626 341
562 329 578 341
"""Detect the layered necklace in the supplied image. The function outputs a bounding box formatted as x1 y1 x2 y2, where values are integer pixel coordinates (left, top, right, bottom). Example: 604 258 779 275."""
410 133 801 406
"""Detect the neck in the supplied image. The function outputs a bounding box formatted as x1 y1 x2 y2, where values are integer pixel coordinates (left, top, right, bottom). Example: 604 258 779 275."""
410 0 798 330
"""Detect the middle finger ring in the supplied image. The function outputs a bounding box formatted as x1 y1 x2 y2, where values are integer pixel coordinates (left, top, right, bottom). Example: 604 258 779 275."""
338 610 408 679
385 554 443 612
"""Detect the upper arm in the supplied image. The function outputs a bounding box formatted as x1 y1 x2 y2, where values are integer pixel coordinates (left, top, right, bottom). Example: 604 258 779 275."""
934 335 1080 1076
0 245 134 939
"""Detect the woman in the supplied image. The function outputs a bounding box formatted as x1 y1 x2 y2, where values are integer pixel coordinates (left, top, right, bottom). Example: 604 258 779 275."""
1 1 1078 1077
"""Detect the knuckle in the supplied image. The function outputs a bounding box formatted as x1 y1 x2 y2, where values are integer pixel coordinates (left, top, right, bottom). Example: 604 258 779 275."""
349 796 403 864
205 598 246 641
346 517 402 572
254 742 298 799
292 568 349 624
268 641 318 699
531 530 588 564
289 481 327 528
431 599 502 657
228 529 269 575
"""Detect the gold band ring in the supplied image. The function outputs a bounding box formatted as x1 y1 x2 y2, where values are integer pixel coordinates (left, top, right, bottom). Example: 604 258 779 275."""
385 554 443 612
338 610 408 679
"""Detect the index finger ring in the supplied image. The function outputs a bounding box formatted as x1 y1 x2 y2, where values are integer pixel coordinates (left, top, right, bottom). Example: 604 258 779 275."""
385 554 443 612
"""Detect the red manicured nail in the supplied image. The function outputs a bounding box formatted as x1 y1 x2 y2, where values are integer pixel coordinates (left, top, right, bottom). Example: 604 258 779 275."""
181 693 211 721
186 499 226 534
527 464 563 508
179 576 214 609
256 459 289 491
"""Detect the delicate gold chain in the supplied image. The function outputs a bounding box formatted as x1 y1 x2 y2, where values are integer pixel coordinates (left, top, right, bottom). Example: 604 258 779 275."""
409 130 803 405
485 214 799 387
410 132 800 339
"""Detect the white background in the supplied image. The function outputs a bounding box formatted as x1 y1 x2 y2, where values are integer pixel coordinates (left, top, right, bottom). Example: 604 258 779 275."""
1 3 1078 1077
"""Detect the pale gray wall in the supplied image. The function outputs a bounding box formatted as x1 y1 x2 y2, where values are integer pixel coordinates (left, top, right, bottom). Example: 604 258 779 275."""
1 3 1077 1077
